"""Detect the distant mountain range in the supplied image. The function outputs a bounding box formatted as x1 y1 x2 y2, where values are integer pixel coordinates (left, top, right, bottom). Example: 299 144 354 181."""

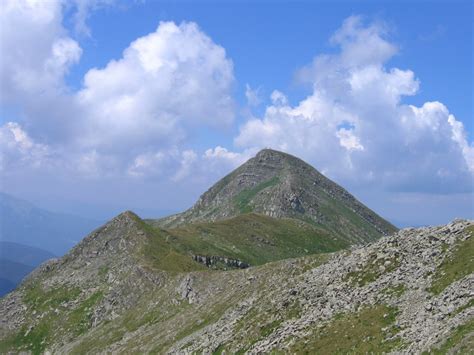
0 192 102 296
0 149 472 353
0 242 56 296
0 192 101 255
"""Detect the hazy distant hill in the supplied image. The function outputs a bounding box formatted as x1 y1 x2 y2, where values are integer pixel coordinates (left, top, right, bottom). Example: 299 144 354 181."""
0 192 101 255
0 259 34 296
0 241 55 266
0 242 56 296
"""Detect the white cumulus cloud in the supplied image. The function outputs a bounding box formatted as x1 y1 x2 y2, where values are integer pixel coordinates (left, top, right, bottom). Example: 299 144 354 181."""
0 1 236 181
235 15 473 193
0 0 80 101
76 21 235 153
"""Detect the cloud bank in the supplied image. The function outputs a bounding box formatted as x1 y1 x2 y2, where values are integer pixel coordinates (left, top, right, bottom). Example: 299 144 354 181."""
1 1 236 181
235 16 473 193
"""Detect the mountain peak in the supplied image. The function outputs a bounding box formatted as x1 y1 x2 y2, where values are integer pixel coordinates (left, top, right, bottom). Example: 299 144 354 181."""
255 148 290 159
154 149 397 242
253 148 310 168
113 210 141 224
59 209 147 268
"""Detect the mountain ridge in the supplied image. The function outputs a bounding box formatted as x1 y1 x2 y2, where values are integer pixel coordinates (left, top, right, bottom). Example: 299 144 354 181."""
1 219 472 353
152 149 397 243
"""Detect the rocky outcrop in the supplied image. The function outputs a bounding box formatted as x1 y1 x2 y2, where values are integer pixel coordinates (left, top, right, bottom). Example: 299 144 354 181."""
192 255 250 269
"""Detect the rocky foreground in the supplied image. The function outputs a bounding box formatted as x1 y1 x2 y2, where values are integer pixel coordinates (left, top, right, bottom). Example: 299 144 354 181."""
0 217 473 353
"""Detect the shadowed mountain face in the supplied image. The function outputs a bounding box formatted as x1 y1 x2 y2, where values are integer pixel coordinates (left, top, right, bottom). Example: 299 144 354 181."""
152 149 397 243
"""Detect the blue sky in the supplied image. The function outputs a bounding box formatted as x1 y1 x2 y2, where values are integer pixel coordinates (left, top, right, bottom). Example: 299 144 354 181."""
0 0 473 226
71 1 473 134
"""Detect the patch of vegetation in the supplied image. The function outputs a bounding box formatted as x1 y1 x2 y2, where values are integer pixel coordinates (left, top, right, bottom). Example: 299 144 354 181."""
23 284 81 312
290 305 402 353
286 299 302 319
382 284 406 297
230 294 304 352
98 265 109 278
260 319 283 337
424 317 474 354
0 322 51 355
345 254 400 287
68 291 103 335
122 297 191 333
134 218 207 272
0 285 92 354
69 288 189 354
69 325 127 354
452 298 474 317
296 253 331 275
440 241 449 253
234 176 279 213
157 300 233 353
212 343 225 355
429 226 474 295
167 213 347 267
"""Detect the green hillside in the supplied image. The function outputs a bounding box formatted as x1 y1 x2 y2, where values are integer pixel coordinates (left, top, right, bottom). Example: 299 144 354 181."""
161 213 348 267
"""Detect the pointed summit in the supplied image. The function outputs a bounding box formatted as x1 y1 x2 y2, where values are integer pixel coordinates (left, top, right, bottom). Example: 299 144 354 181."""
155 149 397 243
254 148 300 160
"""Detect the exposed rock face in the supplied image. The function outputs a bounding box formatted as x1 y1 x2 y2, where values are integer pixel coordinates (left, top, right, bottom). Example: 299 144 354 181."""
192 255 250 269
152 149 397 243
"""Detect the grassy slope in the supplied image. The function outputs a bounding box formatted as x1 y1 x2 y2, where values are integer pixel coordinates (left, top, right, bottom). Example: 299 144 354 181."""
234 176 279 213
290 305 402 354
163 213 348 267
319 193 382 239
133 216 208 273
232 175 392 244
0 284 99 354
429 225 474 294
